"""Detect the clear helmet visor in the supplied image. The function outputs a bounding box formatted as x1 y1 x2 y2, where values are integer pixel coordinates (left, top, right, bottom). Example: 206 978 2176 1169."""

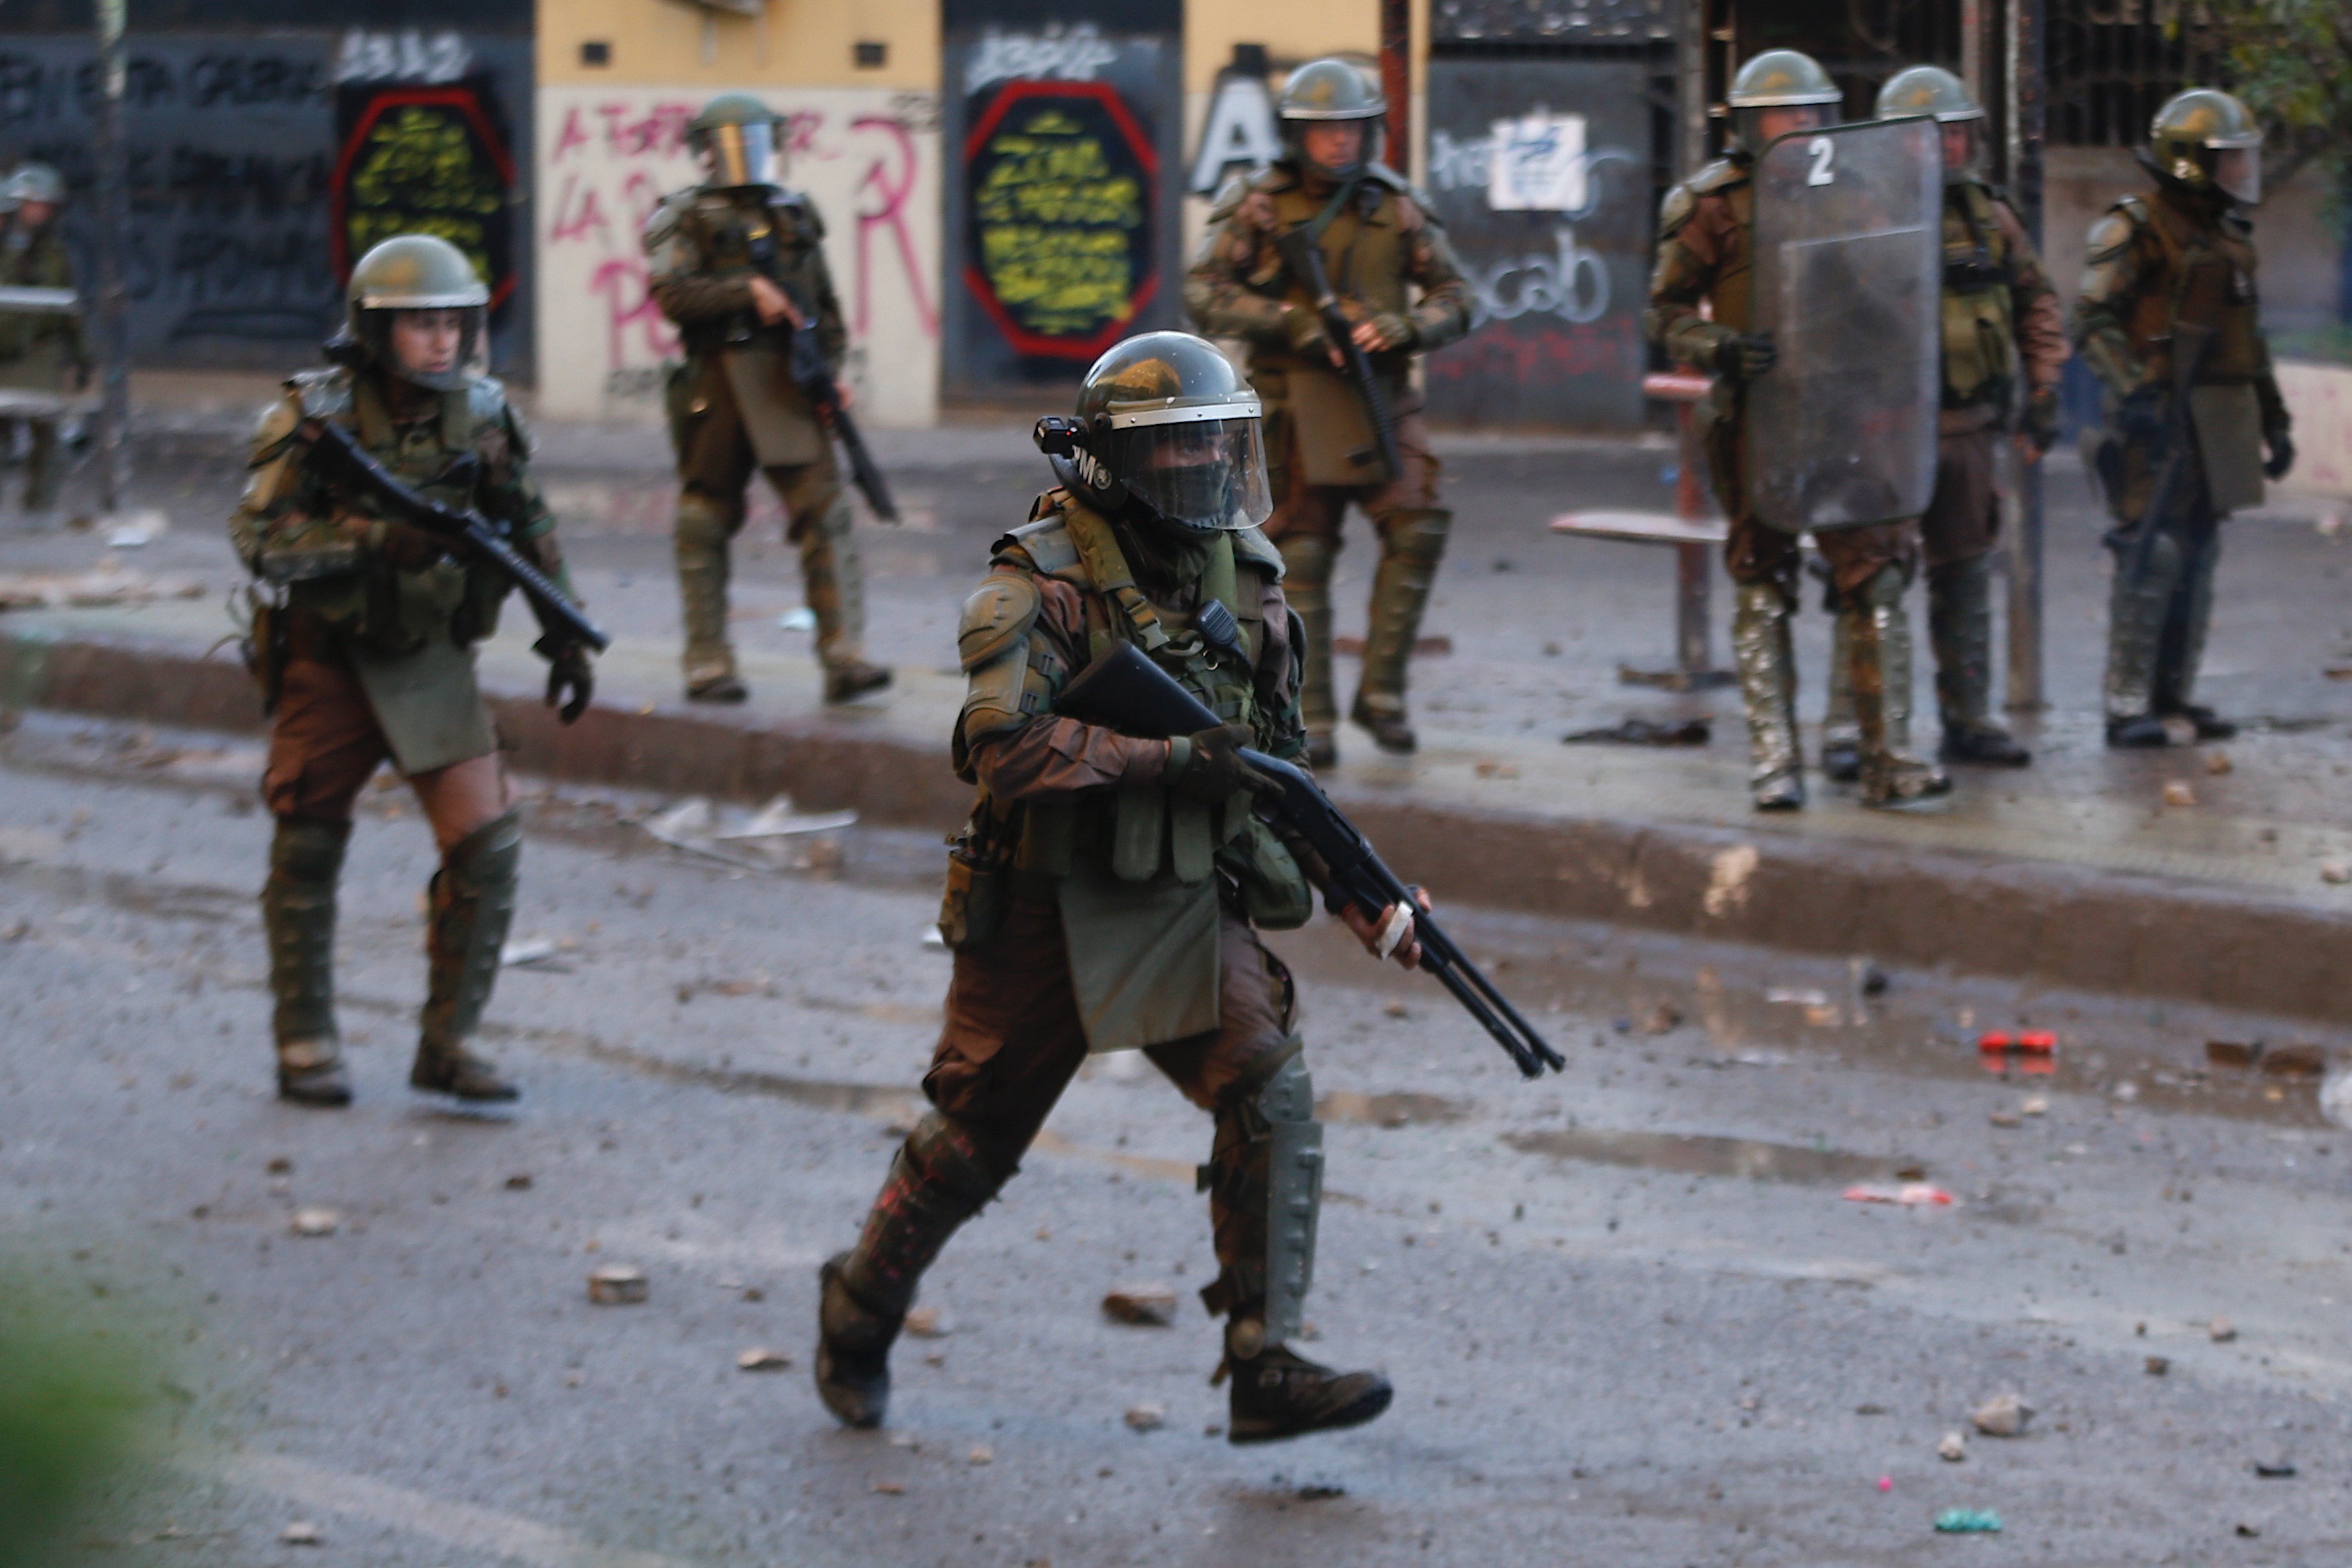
1106 414 1272 533
1939 119 1986 183
2213 145 2261 206
1286 118 1382 180
1734 102 1829 153
700 121 777 188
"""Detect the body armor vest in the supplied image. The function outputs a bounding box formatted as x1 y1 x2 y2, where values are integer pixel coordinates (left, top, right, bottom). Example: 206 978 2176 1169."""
2123 190 2265 384
1250 174 1417 377
1940 182 2019 408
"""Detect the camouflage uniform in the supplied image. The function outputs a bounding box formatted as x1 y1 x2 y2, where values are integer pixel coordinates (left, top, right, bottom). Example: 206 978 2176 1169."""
2074 180 2286 737
233 356 573 1103
0 207 87 512
1648 154 1946 807
1184 162 1471 756
645 182 885 702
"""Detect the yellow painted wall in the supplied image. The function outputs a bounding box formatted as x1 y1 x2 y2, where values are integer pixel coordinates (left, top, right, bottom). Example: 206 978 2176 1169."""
539 0 940 89
1179 0 1381 91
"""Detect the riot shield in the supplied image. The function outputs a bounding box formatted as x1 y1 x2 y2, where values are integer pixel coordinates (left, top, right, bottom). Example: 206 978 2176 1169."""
1744 117 1941 534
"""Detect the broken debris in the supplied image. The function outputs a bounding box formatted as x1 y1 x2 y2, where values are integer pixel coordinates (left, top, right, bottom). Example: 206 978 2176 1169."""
587 1265 648 1306
1123 1402 1166 1432
1936 1431 1966 1462
1100 1286 1178 1327
1561 717 1710 748
903 1306 944 1338
736 1347 791 1372
279 1522 323 1546
1842 1183 1953 1207
289 1208 339 1237
2208 1316 2237 1343
1969 1392 2031 1437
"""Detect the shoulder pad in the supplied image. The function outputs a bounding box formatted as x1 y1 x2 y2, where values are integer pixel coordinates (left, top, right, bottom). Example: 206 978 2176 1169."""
2086 207 2141 260
468 380 532 457
1207 171 1253 224
1230 524 1286 582
996 513 1082 579
1689 157 1748 195
1256 163 1300 194
288 367 353 420
1657 182 1697 237
958 570 1041 671
249 388 302 450
1365 164 1441 222
641 190 698 248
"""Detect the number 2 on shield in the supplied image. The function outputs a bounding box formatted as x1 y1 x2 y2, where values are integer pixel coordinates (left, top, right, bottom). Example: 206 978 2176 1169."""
1805 137 1835 186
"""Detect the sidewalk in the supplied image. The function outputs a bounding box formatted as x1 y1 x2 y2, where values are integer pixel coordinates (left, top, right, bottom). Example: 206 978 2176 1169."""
5 410 2352 1025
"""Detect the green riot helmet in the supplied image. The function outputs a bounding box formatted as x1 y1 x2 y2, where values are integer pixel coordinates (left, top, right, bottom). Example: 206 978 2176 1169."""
343 234 490 392
5 163 64 211
1876 65 1986 184
1726 49 1842 156
1278 57 1386 181
1034 331 1271 535
689 93 782 190
2148 88 2263 206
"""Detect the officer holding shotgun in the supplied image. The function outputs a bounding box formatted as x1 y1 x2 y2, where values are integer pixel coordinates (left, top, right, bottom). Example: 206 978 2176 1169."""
812 332 1535 1444
1185 57 1473 765
230 235 595 1107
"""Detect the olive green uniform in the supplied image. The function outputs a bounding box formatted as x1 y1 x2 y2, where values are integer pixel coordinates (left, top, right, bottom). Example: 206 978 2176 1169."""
825 488 1341 1390
1184 161 1472 748
2074 182 2285 725
1647 154 1941 806
0 214 86 511
232 363 571 1093
644 182 871 694
1823 180 2069 757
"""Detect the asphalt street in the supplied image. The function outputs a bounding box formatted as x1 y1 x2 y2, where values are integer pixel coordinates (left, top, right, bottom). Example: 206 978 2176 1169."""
5 712 2351 1566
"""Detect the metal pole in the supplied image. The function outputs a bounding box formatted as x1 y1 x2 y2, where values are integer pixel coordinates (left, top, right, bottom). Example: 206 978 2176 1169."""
2003 0 2046 711
1379 0 1411 177
1677 0 1708 176
94 0 131 516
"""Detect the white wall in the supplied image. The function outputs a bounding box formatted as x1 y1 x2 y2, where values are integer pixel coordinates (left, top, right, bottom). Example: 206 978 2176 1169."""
534 85 942 428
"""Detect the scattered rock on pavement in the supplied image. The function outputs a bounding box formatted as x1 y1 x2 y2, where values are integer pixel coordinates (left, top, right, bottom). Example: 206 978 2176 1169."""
280 1522 322 1545
2145 1356 2170 1376
289 1208 339 1237
1101 1285 1178 1327
2208 1316 2237 1343
1124 1402 1166 1432
2253 1459 2296 1479
1936 1431 1966 1462
2161 780 2196 807
736 1347 790 1372
904 1306 945 1337
587 1265 647 1305
1970 1392 2031 1437
1561 718 1710 748
2258 1044 2325 1078
966 1445 993 1465
2206 1039 2263 1069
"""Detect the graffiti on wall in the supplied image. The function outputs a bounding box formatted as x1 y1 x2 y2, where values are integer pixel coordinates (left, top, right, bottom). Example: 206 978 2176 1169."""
333 83 514 305
535 86 940 425
963 83 1152 357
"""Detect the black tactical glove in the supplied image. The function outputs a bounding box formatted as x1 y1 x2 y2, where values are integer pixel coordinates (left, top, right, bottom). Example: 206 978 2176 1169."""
2115 386 2168 447
1167 722 1268 805
2024 386 2061 454
2264 428 2295 481
540 639 594 724
1711 330 1776 381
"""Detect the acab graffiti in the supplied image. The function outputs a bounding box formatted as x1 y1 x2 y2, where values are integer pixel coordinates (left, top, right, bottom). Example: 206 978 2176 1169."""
537 87 940 424
1464 225 1613 327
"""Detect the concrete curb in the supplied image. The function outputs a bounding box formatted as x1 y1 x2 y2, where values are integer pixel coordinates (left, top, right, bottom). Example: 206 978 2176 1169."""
5 626 2345 1027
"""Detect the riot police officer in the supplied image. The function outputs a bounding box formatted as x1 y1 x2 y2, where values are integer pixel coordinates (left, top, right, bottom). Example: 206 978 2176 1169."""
2076 89 2292 746
231 235 593 1105
645 93 890 706
814 332 1421 1443
1184 58 1473 765
0 163 86 518
1819 67 2068 777
1648 50 1950 810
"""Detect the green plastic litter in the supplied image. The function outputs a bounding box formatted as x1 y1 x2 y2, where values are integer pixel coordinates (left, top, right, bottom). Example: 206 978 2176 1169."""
1934 1508 2003 1534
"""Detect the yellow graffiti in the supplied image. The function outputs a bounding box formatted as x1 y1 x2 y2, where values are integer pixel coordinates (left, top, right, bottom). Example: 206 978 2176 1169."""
345 104 504 286
972 103 1142 338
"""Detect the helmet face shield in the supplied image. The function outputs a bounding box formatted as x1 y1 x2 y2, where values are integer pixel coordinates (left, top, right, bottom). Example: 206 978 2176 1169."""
1734 103 1827 154
366 306 485 392
1103 406 1271 533
700 120 777 189
2213 145 2261 206
1940 118 1986 183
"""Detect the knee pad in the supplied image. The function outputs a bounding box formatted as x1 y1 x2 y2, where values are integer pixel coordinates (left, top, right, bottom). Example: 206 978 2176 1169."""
904 1111 1015 1209
1858 562 1909 612
270 816 351 883
1257 1052 1322 1342
1378 507 1451 570
1277 533 1336 593
675 492 739 551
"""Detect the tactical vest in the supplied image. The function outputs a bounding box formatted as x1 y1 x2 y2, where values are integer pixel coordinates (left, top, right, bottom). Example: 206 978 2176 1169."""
1940 182 2019 408
671 190 822 361
1253 172 1417 376
272 368 516 656
1673 163 1755 333
2123 190 2266 384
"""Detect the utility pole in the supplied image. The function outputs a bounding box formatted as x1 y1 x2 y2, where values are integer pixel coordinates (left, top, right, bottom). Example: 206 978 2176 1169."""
93 0 131 516
2003 0 2047 712
1379 0 1410 176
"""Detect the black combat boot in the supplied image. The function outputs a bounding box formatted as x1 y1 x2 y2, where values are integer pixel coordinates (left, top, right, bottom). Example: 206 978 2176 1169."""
2104 714 2170 748
412 809 523 1101
1223 1317 1393 1445
815 1114 1007 1428
2160 703 2235 740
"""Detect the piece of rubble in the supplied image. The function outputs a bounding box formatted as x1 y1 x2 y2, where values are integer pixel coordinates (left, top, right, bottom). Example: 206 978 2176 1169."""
966 1445 993 1465
2205 750 2232 775
280 1522 322 1545
2206 1039 2263 1069
2208 1316 2237 1343
1936 1431 1966 1461
587 1265 648 1305
289 1208 339 1237
2161 780 2196 807
2322 859 2352 885
2259 1044 2325 1078
871 1481 905 1496
903 1306 944 1337
1101 1286 1178 1327
2145 1356 2170 1376
1970 1392 2031 1437
736 1347 791 1372
1124 1402 1166 1432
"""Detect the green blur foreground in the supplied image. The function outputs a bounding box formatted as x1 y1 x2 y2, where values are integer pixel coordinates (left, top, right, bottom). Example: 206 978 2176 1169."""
0 1259 149 1564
